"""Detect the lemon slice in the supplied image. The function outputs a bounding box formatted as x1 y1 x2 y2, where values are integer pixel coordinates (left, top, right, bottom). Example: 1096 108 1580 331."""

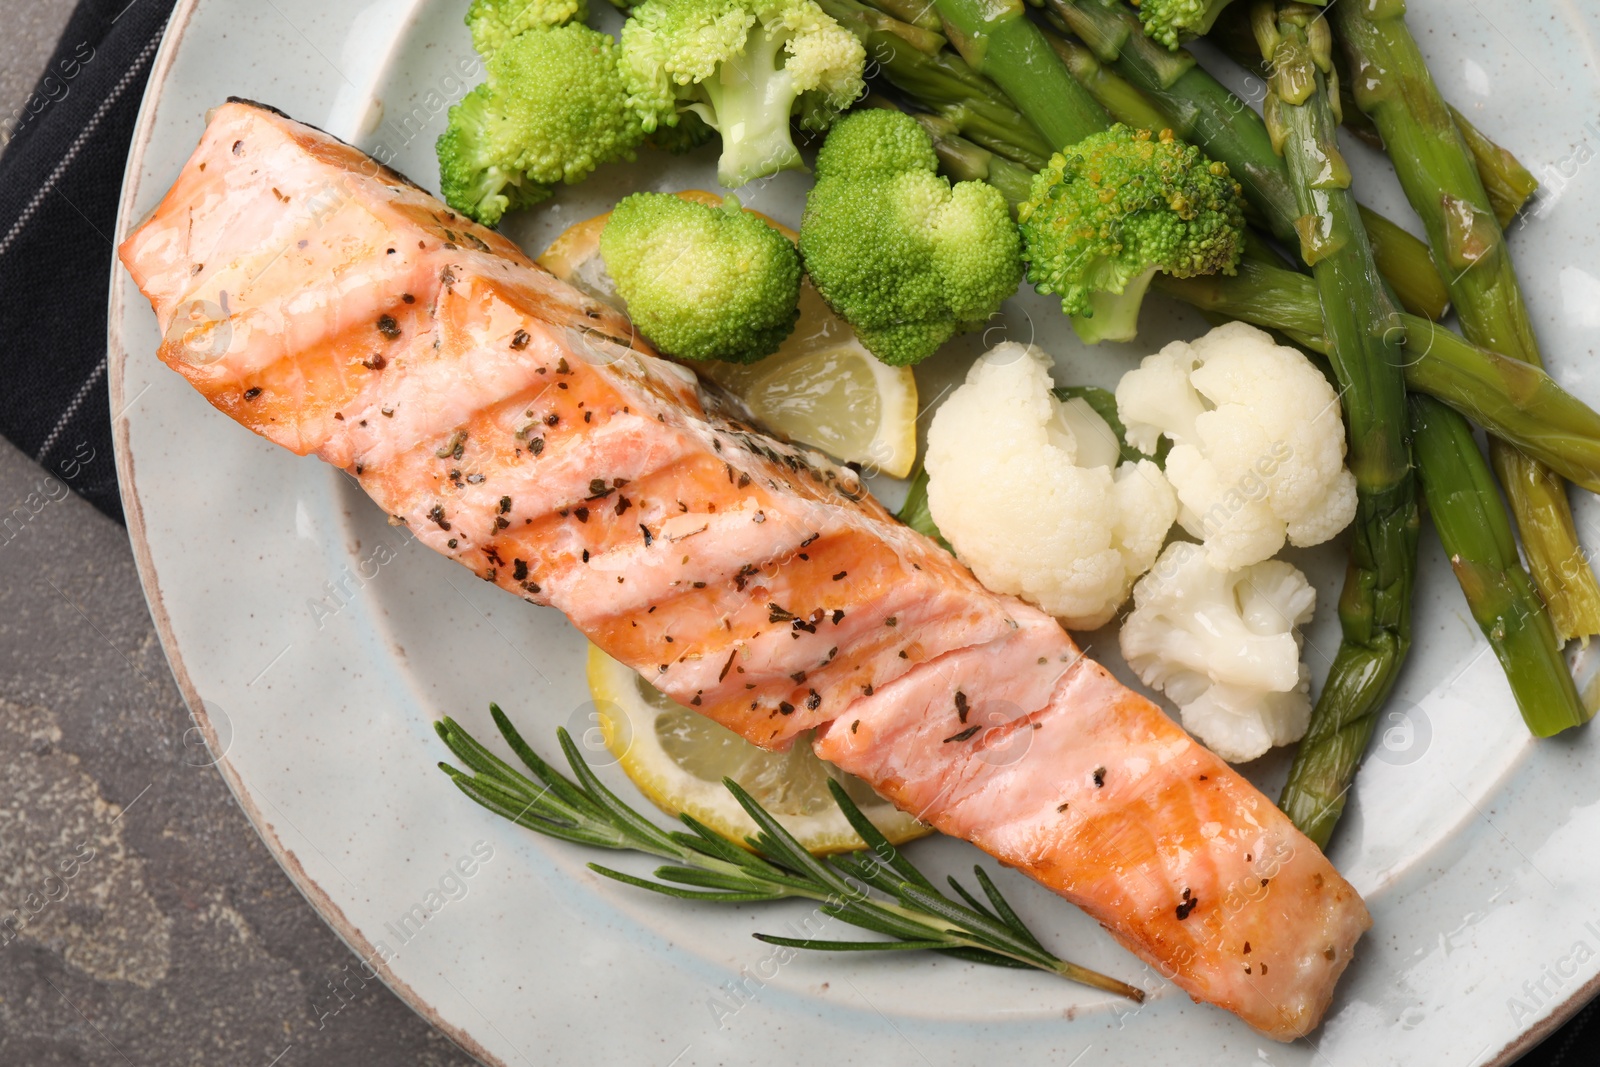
537 192 918 478
587 645 929 854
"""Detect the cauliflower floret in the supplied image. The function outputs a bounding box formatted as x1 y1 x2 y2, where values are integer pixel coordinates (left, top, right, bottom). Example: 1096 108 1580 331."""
925 342 1177 630
1115 321 1357 571
1120 541 1317 762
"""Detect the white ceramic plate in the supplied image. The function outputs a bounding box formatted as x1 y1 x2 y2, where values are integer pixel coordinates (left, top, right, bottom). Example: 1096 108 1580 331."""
109 1 1600 1063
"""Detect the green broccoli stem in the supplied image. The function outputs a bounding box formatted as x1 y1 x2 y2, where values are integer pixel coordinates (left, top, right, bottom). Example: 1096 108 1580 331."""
1208 2 1538 226
1326 1 1600 646
818 0 1054 170
696 22 807 186
1262 3 1418 850
929 0 1113 150
1154 264 1600 495
1037 0 1448 322
1408 394 1590 737
1074 267 1158 343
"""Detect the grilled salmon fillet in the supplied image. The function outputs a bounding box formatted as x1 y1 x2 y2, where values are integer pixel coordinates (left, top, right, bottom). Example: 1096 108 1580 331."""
119 99 1368 1039
813 612 1369 1037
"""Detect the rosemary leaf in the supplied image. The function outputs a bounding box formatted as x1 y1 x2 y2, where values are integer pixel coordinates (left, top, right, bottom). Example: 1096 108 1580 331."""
557 729 683 857
945 875 1003 925
973 866 1048 955
589 864 786 903
753 935 953 953
435 707 1141 1002
488 705 612 823
824 779 938 893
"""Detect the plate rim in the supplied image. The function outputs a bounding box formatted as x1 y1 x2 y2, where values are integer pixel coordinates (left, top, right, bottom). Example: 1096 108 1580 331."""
101 3 1595 1063
105 3 506 1064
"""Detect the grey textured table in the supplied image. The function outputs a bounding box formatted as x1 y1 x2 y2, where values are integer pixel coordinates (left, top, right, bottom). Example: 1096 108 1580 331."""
0 4 479 1063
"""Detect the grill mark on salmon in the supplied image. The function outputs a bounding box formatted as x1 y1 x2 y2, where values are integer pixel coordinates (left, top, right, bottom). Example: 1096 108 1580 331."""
119 100 1369 1039
813 613 1370 1039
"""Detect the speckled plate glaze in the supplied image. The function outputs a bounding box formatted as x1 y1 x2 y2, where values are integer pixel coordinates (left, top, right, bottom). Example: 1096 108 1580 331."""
108 1 1600 1063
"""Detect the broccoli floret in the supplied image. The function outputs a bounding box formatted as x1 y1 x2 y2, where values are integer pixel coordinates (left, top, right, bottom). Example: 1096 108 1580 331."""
1133 0 1237 51
798 109 1023 366
465 0 586 59
1019 125 1244 344
436 85 554 226
435 23 644 225
646 107 716 155
619 0 866 188
600 193 802 363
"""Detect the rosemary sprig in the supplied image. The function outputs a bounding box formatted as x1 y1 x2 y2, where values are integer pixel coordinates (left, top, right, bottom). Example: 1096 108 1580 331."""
435 705 1144 1002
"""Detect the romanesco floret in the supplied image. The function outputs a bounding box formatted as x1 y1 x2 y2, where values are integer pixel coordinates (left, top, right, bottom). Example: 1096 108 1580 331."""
435 23 644 225
798 109 1023 366
1134 0 1236 51
1114 321 1357 571
1119 541 1317 763
600 192 802 363
1019 125 1245 344
465 0 587 60
619 0 866 188
925 342 1177 630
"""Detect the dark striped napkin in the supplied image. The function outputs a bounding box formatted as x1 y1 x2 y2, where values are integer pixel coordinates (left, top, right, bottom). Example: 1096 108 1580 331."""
0 0 177 522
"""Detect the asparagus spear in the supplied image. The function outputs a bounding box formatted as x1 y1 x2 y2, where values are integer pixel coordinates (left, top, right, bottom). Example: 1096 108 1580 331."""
927 0 1113 149
818 0 1053 170
1042 33 1173 134
1409 395 1590 737
1449 105 1540 229
1326 0 1600 645
907 110 1039 209
1208 2 1540 226
1036 0 1448 320
1258 2 1418 848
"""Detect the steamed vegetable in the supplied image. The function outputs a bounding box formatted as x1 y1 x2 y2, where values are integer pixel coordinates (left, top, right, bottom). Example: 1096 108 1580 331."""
1132 0 1236 50
1329 0 1600 643
1153 258 1600 497
1115 322 1355 570
929 0 1112 149
1035 0 1450 322
436 23 644 225
816 0 1054 171
798 108 1023 366
925 342 1177 630
1409 395 1591 738
600 193 801 363
1120 541 1316 762
1019 126 1245 343
465 0 586 58
844 0 1449 321
619 0 867 187
1206 1 1540 227
918 0 1256 344
1263 3 1419 850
